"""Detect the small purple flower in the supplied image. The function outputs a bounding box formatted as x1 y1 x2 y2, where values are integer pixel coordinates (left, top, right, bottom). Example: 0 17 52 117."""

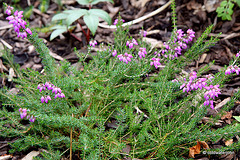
5 5 13 15
117 53 133 64
236 51 240 57
54 93 65 99
19 108 27 119
41 96 45 103
45 82 54 90
29 115 36 122
138 48 147 59
89 40 97 47
38 84 46 92
25 28 32 35
140 30 147 37
112 50 117 57
150 58 161 69
52 87 61 94
189 71 197 81
132 38 138 45
126 38 138 49
45 95 51 103
113 19 125 25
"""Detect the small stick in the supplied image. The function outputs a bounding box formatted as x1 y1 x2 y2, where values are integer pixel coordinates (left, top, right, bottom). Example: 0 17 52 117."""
98 0 172 29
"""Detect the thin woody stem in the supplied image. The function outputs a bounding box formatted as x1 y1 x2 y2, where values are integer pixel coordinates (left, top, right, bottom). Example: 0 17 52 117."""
77 20 88 38
70 32 82 42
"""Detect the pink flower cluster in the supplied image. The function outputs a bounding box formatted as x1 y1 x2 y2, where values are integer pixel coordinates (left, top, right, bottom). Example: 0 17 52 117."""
37 82 65 103
225 65 240 75
204 85 221 109
161 29 195 59
113 19 125 25
89 40 97 47
180 71 221 109
126 38 138 49
138 48 147 59
19 108 36 122
150 58 161 69
117 53 133 64
5 5 32 39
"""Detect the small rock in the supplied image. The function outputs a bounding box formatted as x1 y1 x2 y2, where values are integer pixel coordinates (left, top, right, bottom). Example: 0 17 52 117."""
32 64 42 71
22 151 40 160
33 56 42 64
234 105 240 114
20 61 34 70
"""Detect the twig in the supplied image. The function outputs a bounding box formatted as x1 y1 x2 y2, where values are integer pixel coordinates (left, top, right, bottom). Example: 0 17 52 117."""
98 0 172 29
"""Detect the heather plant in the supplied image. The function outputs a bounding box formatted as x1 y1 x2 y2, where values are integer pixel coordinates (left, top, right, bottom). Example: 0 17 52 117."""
1 2 240 159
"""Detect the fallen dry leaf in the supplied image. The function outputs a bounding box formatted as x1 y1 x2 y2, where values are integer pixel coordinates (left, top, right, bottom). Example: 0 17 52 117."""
189 141 209 158
225 139 233 146
199 141 210 149
189 141 201 158
221 111 233 120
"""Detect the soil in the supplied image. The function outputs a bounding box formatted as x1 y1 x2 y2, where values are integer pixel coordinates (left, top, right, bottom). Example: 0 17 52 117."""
0 0 240 159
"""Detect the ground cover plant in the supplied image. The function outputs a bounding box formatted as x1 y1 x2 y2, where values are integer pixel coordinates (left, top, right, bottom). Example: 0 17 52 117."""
1 1 240 159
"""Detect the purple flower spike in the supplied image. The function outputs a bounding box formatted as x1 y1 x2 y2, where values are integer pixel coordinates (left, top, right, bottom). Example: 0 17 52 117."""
117 53 133 64
150 58 161 69
138 48 147 59
5 5 32 39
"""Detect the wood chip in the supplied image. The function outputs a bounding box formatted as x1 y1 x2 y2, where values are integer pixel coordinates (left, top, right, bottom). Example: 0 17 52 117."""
142 37 163 48
199 53 207 63
214 97 231 110
0 155 12 160
0 38 13 50
49 51 64 61
22 151 40 160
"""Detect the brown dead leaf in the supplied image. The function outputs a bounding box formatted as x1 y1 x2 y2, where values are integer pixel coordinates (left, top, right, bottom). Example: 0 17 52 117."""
221 111 233 120
130 0 151 8
225 139 233 146
189 141 201 158
204 0 220 13
199 141 210 149
189 141 209 158
186 0 202 10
